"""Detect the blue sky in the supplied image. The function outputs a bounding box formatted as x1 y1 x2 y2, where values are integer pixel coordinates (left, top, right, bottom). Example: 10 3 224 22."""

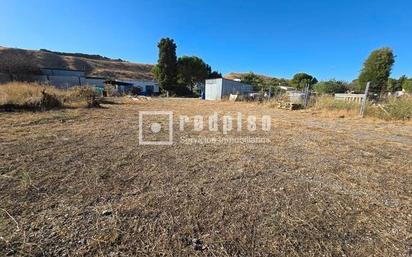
0 0 410 81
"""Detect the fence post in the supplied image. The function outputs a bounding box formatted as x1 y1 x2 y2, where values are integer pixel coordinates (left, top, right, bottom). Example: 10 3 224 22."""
303 83 310 108
360 82 370 117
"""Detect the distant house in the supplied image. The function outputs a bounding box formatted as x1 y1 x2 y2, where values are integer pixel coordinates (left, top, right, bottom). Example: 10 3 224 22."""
40 68 107 89
279 86 298 92
205 78 253 100
106 79 159 96
39 68 159 95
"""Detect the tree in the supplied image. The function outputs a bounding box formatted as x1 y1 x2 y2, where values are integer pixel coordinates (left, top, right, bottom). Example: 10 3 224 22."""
152 38 178 92
290 73 318 90
402 79 412 93
177 56 210 93
206 65 222 79
357 47 395 94
313 80 348 94
269 78 290 88
241 72 264 91
387 75 406 92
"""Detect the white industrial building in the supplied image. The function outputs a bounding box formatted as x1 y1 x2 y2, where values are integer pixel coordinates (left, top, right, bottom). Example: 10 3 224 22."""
205 78 253 100
107 79 160 96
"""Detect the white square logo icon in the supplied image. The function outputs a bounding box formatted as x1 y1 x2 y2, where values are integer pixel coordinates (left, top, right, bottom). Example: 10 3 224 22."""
139 111 173 145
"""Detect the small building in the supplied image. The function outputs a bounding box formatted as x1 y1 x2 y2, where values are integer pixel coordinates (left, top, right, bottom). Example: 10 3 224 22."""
81 76 106 88
129 80 159 96
279 86 298 92
40 68 86 88
205 78 253 100
106 79 159 96
33 68 160 95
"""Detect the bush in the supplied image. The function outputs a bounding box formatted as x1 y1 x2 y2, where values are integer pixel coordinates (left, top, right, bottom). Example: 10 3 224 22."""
68 86 100 108
314 80 348 94
104 84 116 96
373 96 412 120
403 80 412 93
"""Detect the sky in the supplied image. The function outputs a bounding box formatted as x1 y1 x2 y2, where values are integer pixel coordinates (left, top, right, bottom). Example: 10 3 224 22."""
0 0 411 81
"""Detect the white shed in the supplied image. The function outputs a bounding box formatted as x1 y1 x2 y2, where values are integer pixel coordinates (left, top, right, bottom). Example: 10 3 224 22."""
205 78 253 100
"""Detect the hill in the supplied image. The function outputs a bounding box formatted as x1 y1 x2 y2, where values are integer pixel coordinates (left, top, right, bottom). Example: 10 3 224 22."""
0 46 154 80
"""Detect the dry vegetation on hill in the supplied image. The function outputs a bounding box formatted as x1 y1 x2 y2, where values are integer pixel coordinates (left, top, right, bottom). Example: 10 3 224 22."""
0 47 154 79
0 98 411 256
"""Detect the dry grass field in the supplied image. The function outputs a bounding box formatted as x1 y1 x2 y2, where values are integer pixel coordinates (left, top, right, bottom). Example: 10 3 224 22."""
0 98 411 256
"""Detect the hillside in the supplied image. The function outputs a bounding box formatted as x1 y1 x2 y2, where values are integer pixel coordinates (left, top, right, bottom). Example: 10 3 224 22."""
0 46 154 80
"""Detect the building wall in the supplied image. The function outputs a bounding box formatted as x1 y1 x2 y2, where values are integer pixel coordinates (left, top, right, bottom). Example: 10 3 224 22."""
205 79 222 100
0 73 12 83
221 79 253 97
40 68 85 77
130 80 160 93
205 78 253 100
49 76 81 89
80 78 106 88
0 69 159 94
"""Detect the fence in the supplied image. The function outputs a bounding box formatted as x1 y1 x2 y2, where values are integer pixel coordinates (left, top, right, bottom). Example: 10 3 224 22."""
334 93 365 103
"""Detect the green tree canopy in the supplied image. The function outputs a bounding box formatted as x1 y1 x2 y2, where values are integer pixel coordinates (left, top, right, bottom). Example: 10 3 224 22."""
402 78 412 93
313 80 348 94
206 65 222 79
240 72 264 91
269 78 290 88
290 73 318 90
152 38 178 92
357 47 395 94
177 56 210 93
387 75 406 92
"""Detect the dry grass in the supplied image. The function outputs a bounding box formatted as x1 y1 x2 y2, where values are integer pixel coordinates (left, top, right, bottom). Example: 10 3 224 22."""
0 82 100 110
313 95 412 120
0 98 411 256
373 96 412 120
0 82 62 105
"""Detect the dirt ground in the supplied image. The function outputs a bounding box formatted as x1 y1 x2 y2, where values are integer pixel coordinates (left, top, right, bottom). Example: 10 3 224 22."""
1 98 411 256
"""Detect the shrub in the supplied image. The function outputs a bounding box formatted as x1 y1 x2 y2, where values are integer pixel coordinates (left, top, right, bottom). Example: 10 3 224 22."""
373 96 412 120
68 86 100 108
314 80 348 94
403 79 412 93
104 84 116 96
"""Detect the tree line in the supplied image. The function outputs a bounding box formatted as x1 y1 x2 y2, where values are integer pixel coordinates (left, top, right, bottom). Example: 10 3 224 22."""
153 38 411 96
238 47 411 95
